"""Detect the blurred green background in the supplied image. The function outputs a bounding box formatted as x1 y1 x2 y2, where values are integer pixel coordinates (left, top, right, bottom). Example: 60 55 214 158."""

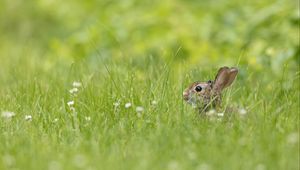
0 0 298 71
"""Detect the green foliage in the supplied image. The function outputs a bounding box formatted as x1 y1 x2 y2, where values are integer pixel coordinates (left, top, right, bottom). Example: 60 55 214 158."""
0 0 299 170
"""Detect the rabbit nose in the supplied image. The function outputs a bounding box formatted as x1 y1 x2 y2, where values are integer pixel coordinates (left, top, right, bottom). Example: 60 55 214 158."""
183 91 189 101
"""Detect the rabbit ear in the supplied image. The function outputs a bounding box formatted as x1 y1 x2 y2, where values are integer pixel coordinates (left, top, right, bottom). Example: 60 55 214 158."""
225 67 238 88
213 67 238 92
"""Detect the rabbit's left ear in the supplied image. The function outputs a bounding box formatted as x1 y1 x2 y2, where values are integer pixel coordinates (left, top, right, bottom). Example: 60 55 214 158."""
213 67 238 92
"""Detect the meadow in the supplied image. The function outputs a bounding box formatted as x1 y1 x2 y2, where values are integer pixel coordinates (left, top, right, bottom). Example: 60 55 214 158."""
0 0 299 170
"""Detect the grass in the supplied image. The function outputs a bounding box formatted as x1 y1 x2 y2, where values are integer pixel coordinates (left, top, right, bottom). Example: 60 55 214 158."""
0 55 299 170
0 0 299 169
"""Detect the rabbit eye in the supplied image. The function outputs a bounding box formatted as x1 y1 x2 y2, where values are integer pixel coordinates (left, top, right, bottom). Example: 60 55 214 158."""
195 86 202 92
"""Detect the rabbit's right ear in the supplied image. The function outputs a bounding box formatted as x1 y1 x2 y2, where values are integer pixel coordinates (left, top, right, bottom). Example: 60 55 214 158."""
213 67 238 92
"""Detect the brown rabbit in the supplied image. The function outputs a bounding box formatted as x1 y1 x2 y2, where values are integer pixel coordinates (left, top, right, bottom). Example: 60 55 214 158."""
183 66 238 113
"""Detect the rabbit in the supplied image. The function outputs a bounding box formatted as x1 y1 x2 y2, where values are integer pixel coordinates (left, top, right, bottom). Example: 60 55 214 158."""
183 66 238 113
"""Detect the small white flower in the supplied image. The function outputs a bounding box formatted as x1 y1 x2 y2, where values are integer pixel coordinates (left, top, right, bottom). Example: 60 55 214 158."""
207 109 216 116
24 115 32 121
151 100 158 105
217 112 224 117
72 81 82 88
85 116 91 121
125 103 132 108
136 106 144 113
239 108 247 115
53 118 59 123
216 118 223 122
191 103 197 109
67 100 75 107
113 101 120 107
69 88 79 94
1 111 15 118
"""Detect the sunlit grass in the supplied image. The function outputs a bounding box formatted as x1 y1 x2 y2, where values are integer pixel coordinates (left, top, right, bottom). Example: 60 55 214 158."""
0 54 298 169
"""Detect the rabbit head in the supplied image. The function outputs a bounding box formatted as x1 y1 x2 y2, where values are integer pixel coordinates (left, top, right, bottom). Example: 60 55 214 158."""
183 66 238 112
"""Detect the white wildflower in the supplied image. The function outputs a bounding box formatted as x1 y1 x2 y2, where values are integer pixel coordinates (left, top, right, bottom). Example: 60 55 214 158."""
1 111 15 118
136 106 144 118
85 116 91 121
217 112 224 117
72 81 82 88
151 100 158 105
216 118 223 122
113 101 120 107
206 109 216 116
53 118 59 123
24 115 32 121
238 108 247 115
69 88 79 94
136 106 144 113
67 101 74 107
125 103 132 108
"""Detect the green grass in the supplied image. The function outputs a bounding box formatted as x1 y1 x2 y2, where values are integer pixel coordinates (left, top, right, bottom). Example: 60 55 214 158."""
0 0 299 169
0 56 299 170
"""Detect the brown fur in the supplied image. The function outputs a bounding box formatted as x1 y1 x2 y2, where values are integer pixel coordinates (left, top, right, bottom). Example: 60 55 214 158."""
183 67 238 113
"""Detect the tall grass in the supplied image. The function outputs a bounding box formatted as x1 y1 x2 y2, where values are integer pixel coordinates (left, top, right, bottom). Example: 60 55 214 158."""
0 54 299 169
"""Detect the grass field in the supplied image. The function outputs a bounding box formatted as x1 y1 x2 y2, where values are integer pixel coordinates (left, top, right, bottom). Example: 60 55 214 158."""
0 0 299 170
